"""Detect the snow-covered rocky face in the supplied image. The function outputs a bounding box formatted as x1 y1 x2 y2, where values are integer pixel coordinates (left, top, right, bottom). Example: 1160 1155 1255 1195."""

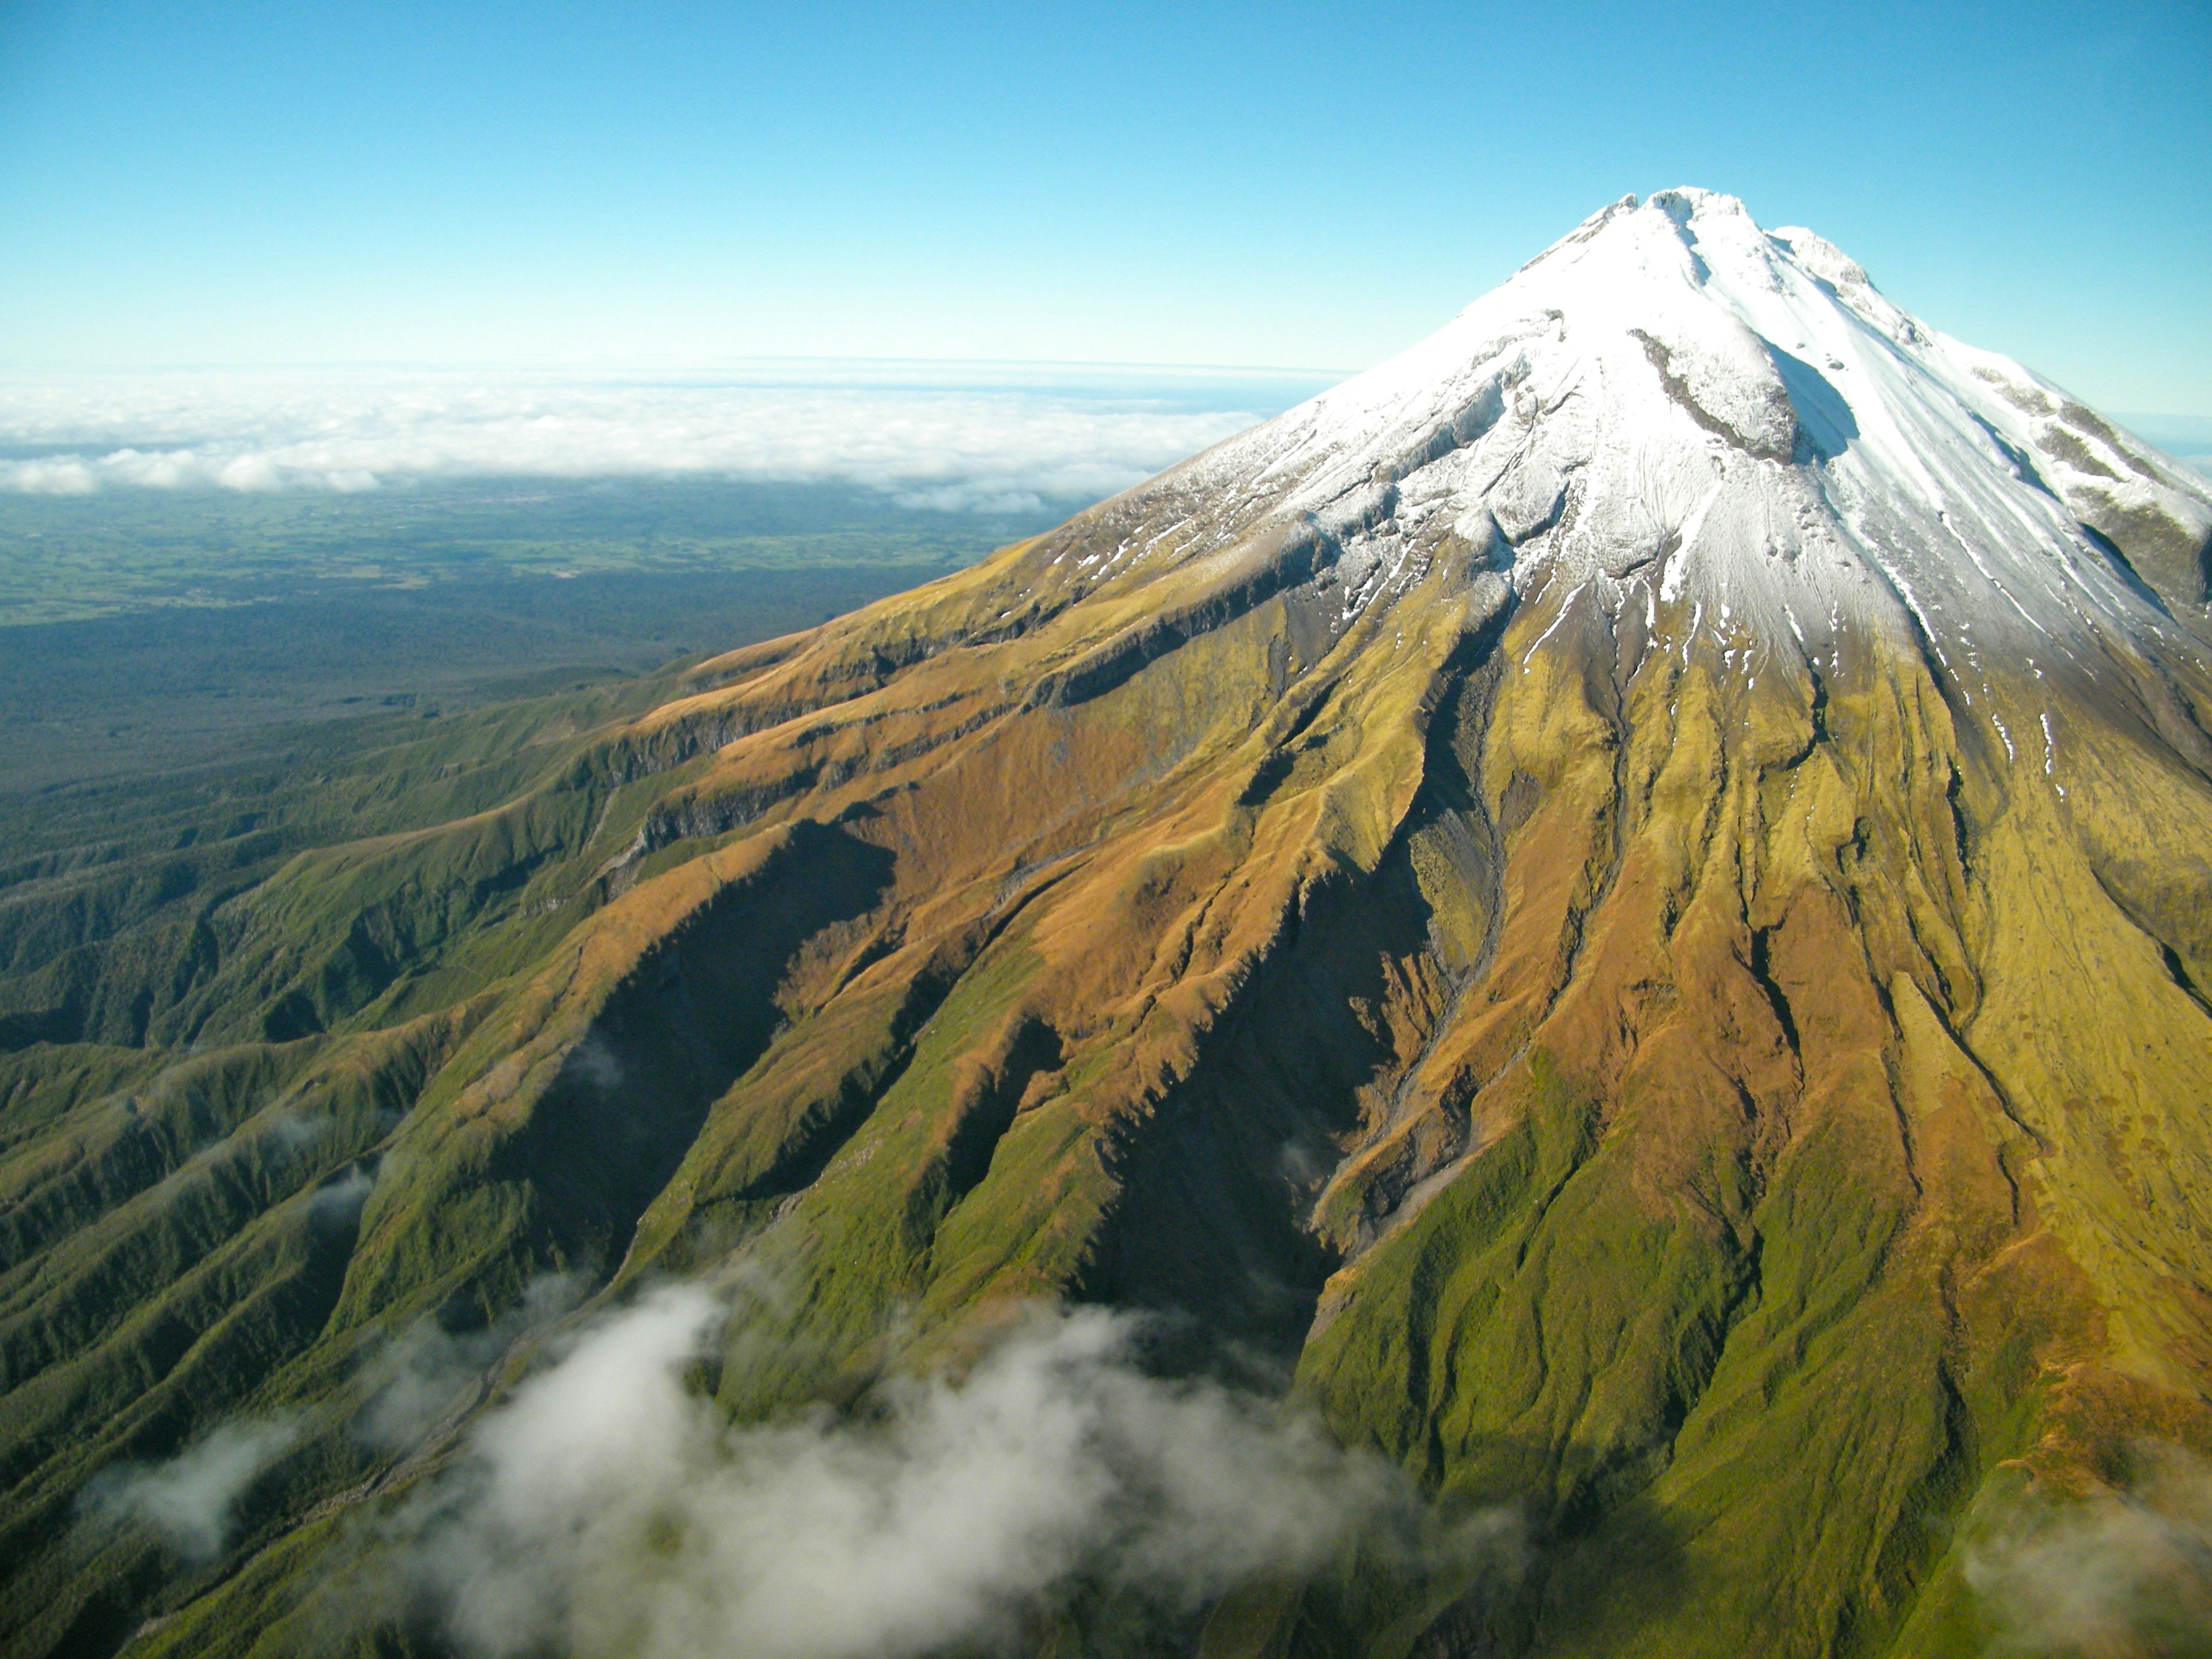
1077 189 2211 699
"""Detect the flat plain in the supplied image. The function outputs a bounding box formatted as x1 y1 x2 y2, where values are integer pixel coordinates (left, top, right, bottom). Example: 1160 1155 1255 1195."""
0 478 1050 790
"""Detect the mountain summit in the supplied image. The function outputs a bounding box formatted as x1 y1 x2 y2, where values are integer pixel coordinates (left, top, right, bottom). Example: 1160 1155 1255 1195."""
4 194 2211 1659
1052 185 2210 666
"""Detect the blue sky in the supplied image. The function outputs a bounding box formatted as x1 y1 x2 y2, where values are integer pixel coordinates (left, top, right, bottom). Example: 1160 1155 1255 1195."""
3 0 2208 414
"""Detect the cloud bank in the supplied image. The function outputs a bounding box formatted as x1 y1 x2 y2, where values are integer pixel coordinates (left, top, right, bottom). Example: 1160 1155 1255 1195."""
0 368 1316 510
404 1289 1512 1659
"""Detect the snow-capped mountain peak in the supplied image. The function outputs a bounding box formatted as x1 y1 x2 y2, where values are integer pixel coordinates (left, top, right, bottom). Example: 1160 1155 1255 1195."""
1121 190 2210 686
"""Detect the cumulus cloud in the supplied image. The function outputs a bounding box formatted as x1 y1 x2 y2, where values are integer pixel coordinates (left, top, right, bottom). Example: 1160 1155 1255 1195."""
403 1287 1512 1659
79 1418 302 1561
0 367 1310 506
1965 1445 2212 1654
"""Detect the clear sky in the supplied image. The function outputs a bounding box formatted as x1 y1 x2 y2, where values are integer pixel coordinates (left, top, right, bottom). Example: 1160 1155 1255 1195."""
3 0 2208 414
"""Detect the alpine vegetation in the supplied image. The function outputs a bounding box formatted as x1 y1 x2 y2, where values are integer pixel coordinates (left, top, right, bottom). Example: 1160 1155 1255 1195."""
2 190 2209 1658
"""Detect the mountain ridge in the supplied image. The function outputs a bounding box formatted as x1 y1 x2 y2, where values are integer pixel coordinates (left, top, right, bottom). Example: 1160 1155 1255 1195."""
2 190 2210 1658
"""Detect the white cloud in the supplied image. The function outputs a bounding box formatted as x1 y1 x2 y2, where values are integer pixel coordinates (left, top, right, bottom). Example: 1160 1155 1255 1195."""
406 1288 1515 1659
1965 1445 2212 1653
355 1275 588 1453
79 1418 302 1561
0 367 1312 507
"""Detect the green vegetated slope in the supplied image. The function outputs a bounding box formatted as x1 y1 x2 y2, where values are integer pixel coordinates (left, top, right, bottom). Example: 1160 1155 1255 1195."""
1 463 2207 1659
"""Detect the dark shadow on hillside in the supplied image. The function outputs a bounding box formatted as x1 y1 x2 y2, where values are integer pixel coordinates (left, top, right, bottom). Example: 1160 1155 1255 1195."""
1765 344 1857 463
1081 605 1516 1384
503 820 897 1281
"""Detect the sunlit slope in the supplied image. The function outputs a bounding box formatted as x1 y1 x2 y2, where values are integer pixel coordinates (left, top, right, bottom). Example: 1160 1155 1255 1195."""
4 191 2211 1658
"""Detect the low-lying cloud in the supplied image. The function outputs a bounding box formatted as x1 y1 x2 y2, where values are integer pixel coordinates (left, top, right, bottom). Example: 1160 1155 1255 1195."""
1965 1444 2212 1654
0 368 1313 507
404 1288 1512 1659
355 1274 587 1452
78 1417 301 1562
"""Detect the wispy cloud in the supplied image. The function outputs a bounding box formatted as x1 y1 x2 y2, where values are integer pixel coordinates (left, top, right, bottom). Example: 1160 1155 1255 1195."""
402 1287 1514 1658
355 1275 588 1453
78 1418 302 1562
1965 1445 2212 1653
0 366 1321 508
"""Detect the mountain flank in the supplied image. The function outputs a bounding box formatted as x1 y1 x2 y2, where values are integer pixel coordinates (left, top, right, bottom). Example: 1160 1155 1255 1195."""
3 190 2211 1658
